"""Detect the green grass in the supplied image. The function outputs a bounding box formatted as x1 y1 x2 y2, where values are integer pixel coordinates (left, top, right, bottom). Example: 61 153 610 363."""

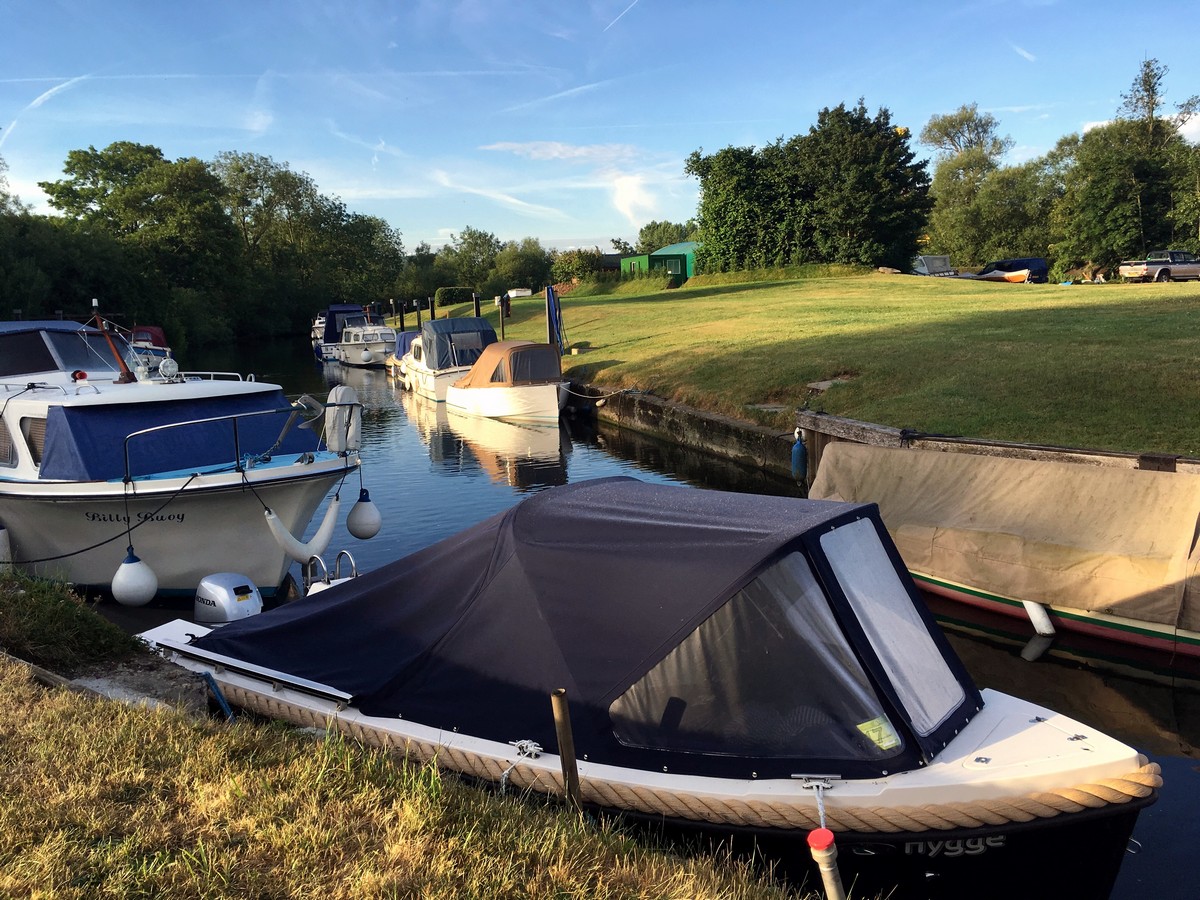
0 646 807 899
0 571 141 673
466 273 1200 455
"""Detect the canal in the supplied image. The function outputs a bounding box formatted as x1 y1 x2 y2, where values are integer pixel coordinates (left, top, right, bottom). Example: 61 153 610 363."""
192 344 1200 898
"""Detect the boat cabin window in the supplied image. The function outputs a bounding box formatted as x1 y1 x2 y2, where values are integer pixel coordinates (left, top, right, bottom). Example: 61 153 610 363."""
610 550 902 761
510 348 561 383
20 417 46 466
0 332 59 377
45 331 127 375
820 518 964 736
489 360 507 384
449 333 485 367
0 419 15 467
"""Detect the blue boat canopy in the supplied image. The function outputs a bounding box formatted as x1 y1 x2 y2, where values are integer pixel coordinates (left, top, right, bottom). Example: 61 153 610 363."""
40 391 319 481
192 477 981 780
420 317 497 370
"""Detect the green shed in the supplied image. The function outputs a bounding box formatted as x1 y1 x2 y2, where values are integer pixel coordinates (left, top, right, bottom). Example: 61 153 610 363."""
649 241 699 278
621 254 650 275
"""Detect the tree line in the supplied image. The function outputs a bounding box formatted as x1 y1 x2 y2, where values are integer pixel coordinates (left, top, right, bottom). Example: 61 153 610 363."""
687 59 1200 279
1 58 1195 348
0 143 695 349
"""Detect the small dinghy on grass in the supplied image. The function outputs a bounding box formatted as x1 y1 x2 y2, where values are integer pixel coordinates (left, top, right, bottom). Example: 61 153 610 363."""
142 477 1158 899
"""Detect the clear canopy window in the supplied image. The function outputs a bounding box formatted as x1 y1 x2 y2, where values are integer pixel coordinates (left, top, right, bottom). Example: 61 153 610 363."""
610 549 902 760
820 518 964 736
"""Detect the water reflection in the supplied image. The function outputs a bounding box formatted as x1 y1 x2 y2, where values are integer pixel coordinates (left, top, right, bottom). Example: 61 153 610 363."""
396 389 572 491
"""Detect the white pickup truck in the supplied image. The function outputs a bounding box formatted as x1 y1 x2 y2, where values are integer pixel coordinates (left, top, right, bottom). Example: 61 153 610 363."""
1118 250 1200 282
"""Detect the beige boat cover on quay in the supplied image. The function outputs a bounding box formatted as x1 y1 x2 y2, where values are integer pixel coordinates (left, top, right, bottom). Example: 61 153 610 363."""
810 442 1200 632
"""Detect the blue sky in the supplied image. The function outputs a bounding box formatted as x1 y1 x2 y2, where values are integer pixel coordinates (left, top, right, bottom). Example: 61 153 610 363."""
3 1 1199 253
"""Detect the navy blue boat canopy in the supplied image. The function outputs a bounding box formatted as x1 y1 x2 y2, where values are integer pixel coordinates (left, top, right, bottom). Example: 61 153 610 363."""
420 317 497 370
193 477 981 779
40 390 320 481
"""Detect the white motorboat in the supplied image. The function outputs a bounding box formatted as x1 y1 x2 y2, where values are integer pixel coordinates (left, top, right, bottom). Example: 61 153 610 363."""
143 478 1158 899
399 317 497 402
445 340 567 423
0 317 368 600
122 324 173 372
331 315 395 369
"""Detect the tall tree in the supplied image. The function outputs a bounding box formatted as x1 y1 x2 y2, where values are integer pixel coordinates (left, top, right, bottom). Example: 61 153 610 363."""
441 226 501 290
799 101 932 269
635 220 694 253
920 103 1013 161
920 104 1013 263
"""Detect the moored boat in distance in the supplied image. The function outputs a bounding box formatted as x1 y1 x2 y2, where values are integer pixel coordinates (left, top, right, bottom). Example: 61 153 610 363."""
399 317 497 402
0 316 370 601
143 477 1158 899
445 340 567 423
331 315 395 369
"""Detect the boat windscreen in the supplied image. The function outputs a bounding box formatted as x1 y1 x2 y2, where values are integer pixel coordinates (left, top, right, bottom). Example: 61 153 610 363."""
820 518 965 736
45 330 128 374
609 550 903 761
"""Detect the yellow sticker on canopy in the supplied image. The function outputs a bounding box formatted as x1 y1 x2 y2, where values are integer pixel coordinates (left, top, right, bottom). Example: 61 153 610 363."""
857 717 901 750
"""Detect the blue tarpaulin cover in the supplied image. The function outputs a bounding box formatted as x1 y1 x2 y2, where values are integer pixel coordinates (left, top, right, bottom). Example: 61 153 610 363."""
420 317 497 370
191 477 979 779
40 389 317 481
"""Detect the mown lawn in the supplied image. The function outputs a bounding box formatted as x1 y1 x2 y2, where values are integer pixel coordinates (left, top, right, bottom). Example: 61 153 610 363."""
472 272 1200 456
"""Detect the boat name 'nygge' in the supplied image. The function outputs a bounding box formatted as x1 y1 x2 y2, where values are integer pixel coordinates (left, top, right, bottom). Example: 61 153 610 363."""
85 511 187 524
904 836 1006 857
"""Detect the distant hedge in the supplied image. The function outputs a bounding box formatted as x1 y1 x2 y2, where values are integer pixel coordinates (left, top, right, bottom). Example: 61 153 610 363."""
435 287 475 307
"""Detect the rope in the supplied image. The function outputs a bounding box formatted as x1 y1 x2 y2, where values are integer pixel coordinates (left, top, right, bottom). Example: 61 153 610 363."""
219 685 1161 834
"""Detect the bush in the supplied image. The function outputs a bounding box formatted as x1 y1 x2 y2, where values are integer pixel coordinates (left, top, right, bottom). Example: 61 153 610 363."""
434 286 475 307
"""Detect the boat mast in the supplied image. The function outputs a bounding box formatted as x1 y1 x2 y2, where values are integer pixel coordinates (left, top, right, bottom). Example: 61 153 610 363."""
91 298 137 384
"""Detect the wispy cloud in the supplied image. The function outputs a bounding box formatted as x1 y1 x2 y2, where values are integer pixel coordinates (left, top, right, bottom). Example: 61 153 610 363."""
482 140 641 165
0 75 93 150
610 173 656 225
1010 43 1036 63
432 170 568 219
604 0 640 32
500 78 616 113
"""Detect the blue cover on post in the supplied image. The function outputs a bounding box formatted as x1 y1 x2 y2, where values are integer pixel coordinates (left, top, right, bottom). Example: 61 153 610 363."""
39 390 318 481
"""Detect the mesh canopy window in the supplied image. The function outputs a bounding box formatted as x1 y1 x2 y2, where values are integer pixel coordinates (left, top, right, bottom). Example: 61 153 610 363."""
610 551 901 760
821 518 964 735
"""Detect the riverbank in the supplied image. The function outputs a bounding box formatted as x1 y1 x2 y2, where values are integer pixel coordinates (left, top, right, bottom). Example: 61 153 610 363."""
484 272 1200 458
0 574 806 899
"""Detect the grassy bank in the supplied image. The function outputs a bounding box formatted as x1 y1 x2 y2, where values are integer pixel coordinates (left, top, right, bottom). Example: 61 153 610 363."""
476 273 1200 456
0 573 807 899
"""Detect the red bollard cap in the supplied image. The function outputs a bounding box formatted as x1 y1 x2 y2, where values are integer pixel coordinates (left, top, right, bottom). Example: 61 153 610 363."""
807 827 835 850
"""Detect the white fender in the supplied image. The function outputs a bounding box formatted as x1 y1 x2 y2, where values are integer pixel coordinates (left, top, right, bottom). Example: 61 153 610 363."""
324 385 361 452
265 495 341 563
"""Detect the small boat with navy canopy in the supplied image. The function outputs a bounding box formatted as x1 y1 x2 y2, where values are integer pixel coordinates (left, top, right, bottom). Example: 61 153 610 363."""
143 477 1158 899
399 317 497 402
0 313 376 603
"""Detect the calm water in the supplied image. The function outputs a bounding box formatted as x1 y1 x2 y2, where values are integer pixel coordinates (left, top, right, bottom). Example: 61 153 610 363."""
188 344 1200 897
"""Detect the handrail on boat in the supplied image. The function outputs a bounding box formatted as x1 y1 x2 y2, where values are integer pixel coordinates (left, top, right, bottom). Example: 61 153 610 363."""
178 371 251 382
120 406 299 483
119 399 362 483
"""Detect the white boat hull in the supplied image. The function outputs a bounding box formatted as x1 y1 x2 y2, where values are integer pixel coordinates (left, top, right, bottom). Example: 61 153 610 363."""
0 460 349 596
333 339 396 369
405 364 471 402
445 382 567 422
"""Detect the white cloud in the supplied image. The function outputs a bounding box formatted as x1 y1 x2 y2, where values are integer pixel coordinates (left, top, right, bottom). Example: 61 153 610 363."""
1009 43 1036 63
610 173 656 226
482 141 640 165
431 169 568 219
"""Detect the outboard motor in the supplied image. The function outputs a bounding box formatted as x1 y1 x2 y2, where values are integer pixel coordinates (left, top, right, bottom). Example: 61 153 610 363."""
194 573 263 624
